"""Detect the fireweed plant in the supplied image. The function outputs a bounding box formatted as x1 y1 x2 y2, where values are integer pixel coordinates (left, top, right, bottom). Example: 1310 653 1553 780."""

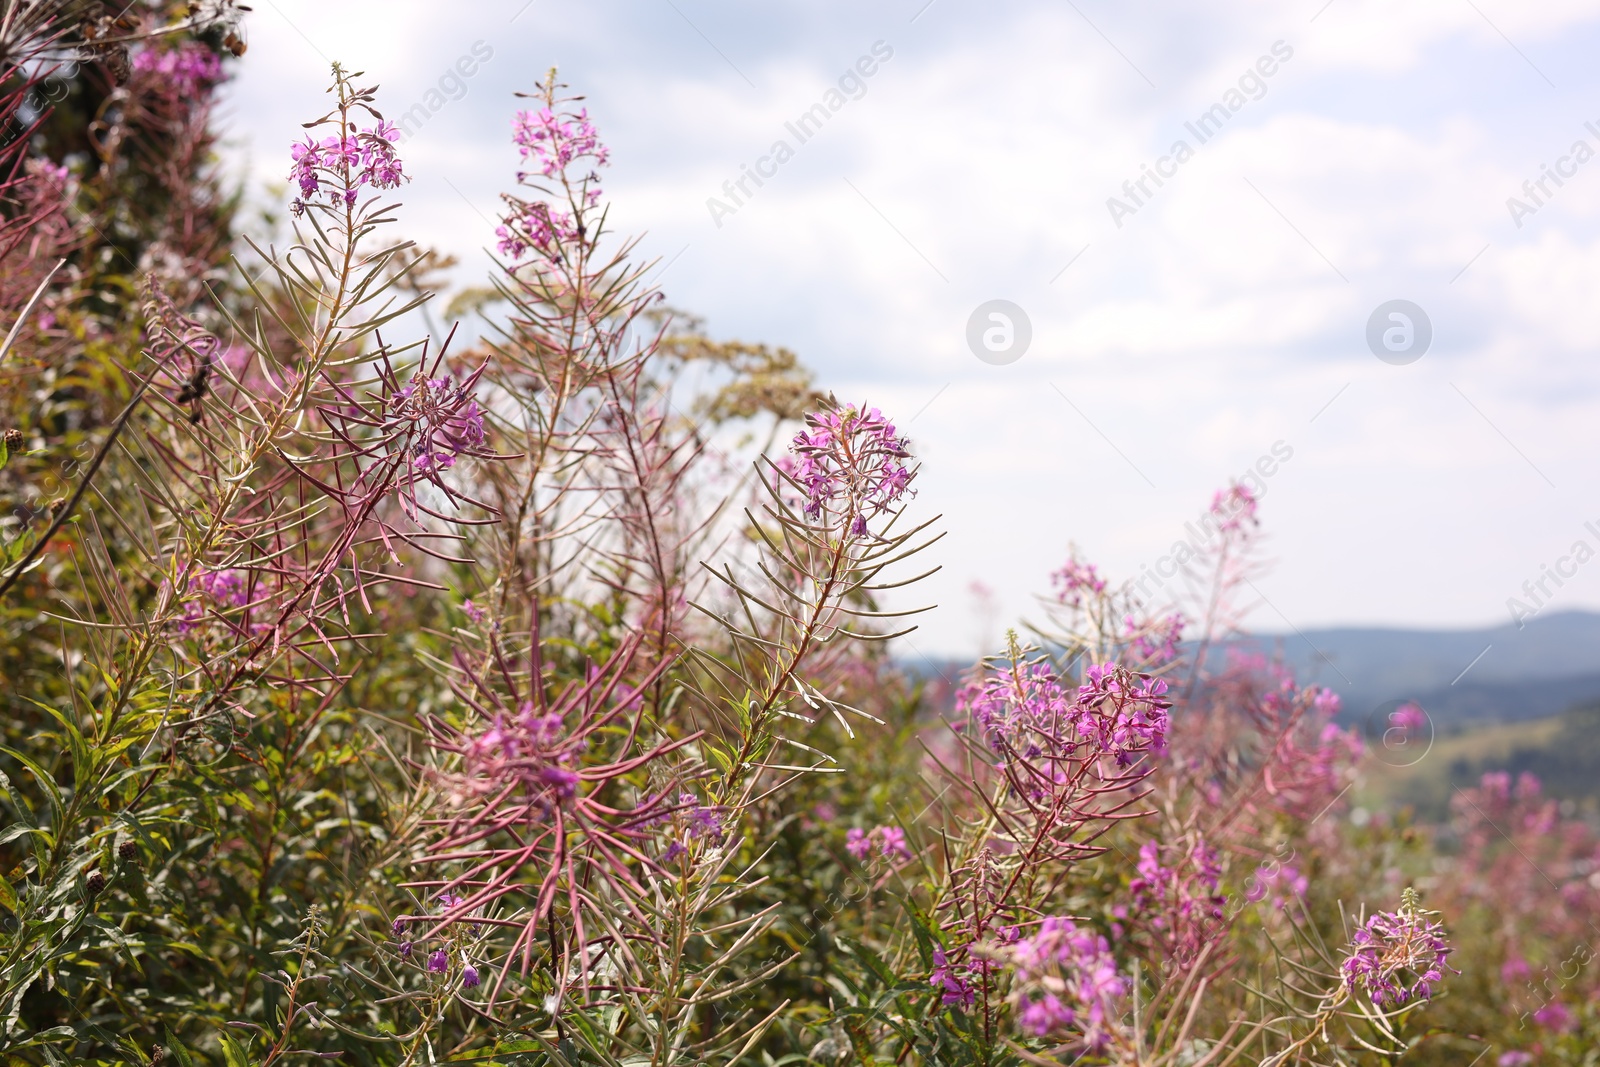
1 13 1596 1066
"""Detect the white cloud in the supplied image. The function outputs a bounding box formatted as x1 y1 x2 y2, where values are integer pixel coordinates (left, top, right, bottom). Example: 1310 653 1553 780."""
220 0 1600 657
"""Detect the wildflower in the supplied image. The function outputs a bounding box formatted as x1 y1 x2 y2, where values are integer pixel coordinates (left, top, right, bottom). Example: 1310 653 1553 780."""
1130 837 1226 924
1126 611 1185 666
661 839 687 863
1008 917 1127 1049
496 102 608 262
1051 556 1106 608
178 568 253 633
132 42 223 95
392 373 486 477
930 947 975 1010
391 917 408 937
461 963 481 989
845 825 911 863
427 949 448 973
1533 1001 1575 1032
1244 860 1307 909
461 599 486 623
1340 888 1453 1006
1075 664 1171 765
398 942 412 958
288 123 408 216
512 105 609 178
876 825 910 859
786 405 912 538
686 805 725 841
1210 482 1259 533
1498 1053 1535 1067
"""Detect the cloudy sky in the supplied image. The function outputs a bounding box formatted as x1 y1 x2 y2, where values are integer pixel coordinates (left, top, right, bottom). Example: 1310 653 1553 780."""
224 0 1600 658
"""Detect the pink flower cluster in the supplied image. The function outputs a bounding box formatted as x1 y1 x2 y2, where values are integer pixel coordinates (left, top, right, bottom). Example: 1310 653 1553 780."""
660 792 727 861
1340 891 1453 1007
1130 837 1226 926
929 946 977 1009
846 824 910 862
958 659 1170 773
289 123 406 216
393 373 486 473
787 406 912 538
1050 557 1106 609
1126 611 1185 667
1210 482 1259 533
496 201 580 261
178 568 250 632
1244 859 1308 910
133 43 223 95
1008 917 1127 1049
1075 664 1172 767
461 702 583 812
513 105 609 180
495 105 608 262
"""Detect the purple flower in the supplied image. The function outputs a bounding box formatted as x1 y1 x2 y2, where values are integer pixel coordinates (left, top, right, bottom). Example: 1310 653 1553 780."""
1210 483 1259 533
512 105 609 178
1051 557 1107 609
1340 889 1453 1006
133 43 223 94
957 656 1169 771
392 373 486 477
398 941 412 958
391 917 408 936
1498 1054 1534 1067
785 405 913 539
287 123 409 216
930 947 975 1010
1008 917 1126 1048
876 826 910 859
686 805 724 841
1533 1000 1575 1032
496 201 578 262
462 599 486 623
179 568 254 633
461 963 481 989
1126 611 1185 666
661 839 688 863
847 824 912 863
427 949 448 973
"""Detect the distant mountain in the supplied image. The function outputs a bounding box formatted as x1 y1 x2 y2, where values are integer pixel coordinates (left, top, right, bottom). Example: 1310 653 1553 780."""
899 611 1600 729
1226 610 1600 728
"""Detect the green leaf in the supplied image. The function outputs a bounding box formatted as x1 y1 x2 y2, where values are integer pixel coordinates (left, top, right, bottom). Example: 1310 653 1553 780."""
0 769 36 829
163 1028 197 1067
219 1030 254 1067
0 747 65 825
0 869 17 913
34 701 94 792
